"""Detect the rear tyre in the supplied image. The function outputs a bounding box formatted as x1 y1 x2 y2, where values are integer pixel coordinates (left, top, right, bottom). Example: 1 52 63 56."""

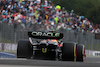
17 40 33 59
76 44 85 62
62 43 76 61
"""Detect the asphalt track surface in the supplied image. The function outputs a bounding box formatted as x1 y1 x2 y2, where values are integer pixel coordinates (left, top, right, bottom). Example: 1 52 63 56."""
0 57 100 67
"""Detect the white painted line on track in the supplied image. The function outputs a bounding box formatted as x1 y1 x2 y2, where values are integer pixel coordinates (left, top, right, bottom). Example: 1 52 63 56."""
0 65 56 67
92 62 100 63
86 61 100 63
0 58 27 60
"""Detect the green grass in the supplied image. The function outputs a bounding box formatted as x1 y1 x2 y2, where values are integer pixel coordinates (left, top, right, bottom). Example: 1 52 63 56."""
0 50 16 53
1 40 14 43
86 55 100 57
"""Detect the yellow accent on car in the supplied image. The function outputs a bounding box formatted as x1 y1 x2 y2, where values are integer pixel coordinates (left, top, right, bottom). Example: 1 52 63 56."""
74 45 76 61
82 45 85 61
42 48 47 53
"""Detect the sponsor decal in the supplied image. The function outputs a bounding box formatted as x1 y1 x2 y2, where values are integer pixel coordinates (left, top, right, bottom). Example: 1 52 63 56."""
93 51 100 56
42 48 47 53
0 43 17 51
31 32 60 37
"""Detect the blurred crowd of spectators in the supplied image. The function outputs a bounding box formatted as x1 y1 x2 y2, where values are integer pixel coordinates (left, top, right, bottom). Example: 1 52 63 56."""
0 0 100 33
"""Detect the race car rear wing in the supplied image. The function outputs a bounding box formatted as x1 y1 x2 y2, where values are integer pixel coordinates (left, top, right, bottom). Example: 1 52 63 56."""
28 31 63 39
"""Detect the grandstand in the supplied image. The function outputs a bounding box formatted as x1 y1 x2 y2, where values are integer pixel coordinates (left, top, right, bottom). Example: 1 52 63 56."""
0 0 99 33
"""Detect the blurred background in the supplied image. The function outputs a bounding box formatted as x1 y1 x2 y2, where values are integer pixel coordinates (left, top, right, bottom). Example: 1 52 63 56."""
0 0 100 58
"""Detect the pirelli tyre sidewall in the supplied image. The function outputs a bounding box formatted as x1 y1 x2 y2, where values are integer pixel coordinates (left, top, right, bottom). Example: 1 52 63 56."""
76 44 85 62
62 43 76 61
17 40 33 59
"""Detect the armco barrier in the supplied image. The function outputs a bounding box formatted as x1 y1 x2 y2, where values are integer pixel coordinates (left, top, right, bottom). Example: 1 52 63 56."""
93 51 100 56
0 52 15 58
85 50 100 56
85 50 94 56
0 43 17 51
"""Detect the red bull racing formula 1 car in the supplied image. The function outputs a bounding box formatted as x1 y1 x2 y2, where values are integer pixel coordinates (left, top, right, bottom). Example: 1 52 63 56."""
17 31 86 62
